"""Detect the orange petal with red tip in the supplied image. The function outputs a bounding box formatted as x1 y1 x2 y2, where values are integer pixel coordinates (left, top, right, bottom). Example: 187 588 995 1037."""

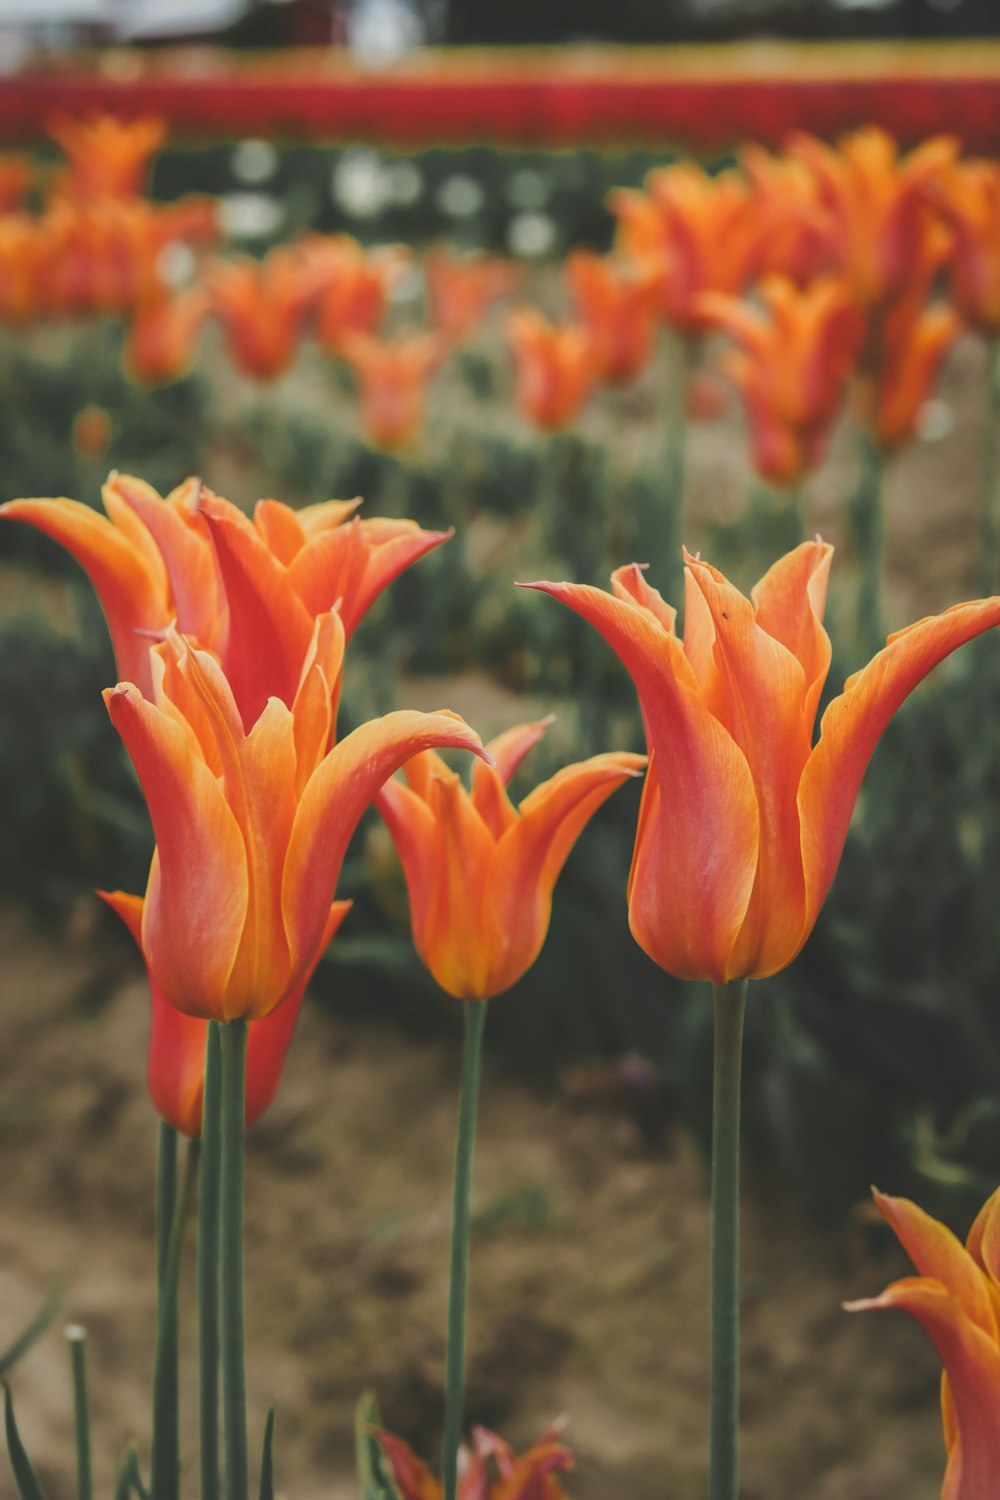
872 1189 998 1340
799 597 1000 939
107 472 223 649
1 497 169 694
105 683 249 1019
283 710 488 991
847 1279 1000 1500
373 1431 442 1500
524 579 759 983
611 563 677 633
490 1438 574 1500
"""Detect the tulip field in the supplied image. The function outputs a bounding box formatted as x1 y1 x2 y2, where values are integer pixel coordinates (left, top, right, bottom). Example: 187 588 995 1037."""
4 80 1000 1500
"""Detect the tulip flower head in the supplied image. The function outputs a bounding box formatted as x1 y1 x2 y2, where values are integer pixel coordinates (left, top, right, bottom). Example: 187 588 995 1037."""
48 112 166 202
697 274 864 485
1 475 450 713
937 158 1000 335
339 330 445 452
425 243 521 347
103 625 487 1023
609 163 764 334
124 285 211 386
505 308 598 432
847 1186 1000 1499
376 1423 573 1500
525 544 1000 983
209 247 323 380
305 233 410 354
104 887 351 1136
377 718 645 1001
864 291 963 451
565 248 660 386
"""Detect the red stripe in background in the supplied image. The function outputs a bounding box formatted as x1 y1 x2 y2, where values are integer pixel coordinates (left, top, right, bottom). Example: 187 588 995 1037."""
2 50 1000 153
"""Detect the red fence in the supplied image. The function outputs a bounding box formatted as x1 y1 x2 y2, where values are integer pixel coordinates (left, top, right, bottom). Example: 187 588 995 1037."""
3 43 1000 153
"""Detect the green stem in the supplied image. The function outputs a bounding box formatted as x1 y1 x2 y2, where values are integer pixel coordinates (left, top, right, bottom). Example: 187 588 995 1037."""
849 429 886 661
978 338 1000 599
66 1325 92 1500
709 978 748 1500
151 1136 199 1500
219 1021 249 1500
199 1025 223 1500
155 1123 178 1297
441 1001 488 1500
662 336 694 612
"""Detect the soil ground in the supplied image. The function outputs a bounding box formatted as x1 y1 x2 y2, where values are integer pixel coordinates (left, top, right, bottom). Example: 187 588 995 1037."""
0 905 948 1500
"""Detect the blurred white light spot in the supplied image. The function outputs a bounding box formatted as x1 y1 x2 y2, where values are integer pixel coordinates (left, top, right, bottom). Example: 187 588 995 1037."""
436 174 485 218
385 160 424 206
331 150 388 219
155 239 197 289
389 265 425 305
507 211 557 260
231 139 278 185
219 193 285 241
506 168 549 211
918 398 954 443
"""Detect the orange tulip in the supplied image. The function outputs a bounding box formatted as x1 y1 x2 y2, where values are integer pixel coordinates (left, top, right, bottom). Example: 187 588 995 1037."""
739 143 833 286
609 163 765 334
124 286 211 386
377 719 644 1001
505 308 598 431
48 112 166 202
565 249 660 385
525 543 1000 983
0 214 43 323
1 474 450 710
376 1423 573 1500
697 275 864 485
209 247 323 380
936 158 1000 336
787 126 957 313
425 243 520 347
303 233 410 354
339 330 444 452
103 888 351 1136
847 1186 1000 1499
103 626 486 1023
70 405 113 462
864 292 964 451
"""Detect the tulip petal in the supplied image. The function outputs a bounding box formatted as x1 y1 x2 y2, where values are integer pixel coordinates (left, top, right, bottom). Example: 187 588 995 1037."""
373 1431 442 1500
472 718 552 838
283 710 488 987
252 498 307 565
524 578 759 982
375 777 443 962
1 497 168 693
799 599 1000 935
484 752 645 998
685 555 817 977
105 683 249 1018
107 472 222 647
847 1278 1000 1500
872 1189 998 1340
750 541 833 727
201 500 315 727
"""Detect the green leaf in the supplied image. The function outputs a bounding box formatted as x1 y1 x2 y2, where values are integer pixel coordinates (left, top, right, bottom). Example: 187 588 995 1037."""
257 1406 275 1500
0 1277 65 1378
354 1392 402 1500
3 1383 47 1500
126 1446 150 1500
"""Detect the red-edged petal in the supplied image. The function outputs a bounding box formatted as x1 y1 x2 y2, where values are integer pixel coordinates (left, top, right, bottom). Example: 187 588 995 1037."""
799 598 1000 939
373 1431 442 1500
282 711 488 993
108 472 223 649
524 579 759 982
847 1278 1000 1500
105 683 249 1019
750 541 833 730
873 1189 998 1340
471 718 552 838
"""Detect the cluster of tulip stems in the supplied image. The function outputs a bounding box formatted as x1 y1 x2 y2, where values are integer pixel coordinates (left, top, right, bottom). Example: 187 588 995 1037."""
5 117 1000 1500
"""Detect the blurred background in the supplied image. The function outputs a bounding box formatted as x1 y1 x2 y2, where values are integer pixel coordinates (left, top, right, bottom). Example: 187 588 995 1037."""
2 3 1000 1498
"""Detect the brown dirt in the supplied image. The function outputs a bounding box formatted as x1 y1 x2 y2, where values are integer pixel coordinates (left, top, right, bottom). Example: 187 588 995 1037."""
0 905 948 1500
